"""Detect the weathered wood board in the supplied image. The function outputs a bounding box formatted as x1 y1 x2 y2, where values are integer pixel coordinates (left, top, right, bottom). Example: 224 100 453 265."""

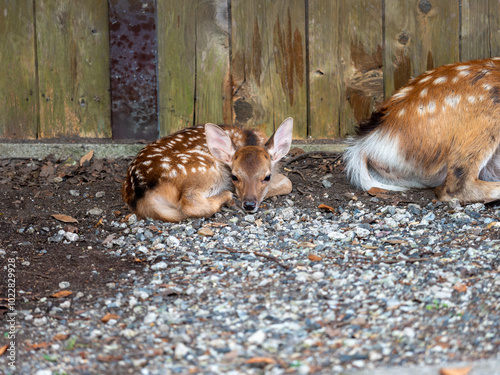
337 0 383 136
194 0 232 126
35 0 111 138
0 0 37 138
231 0 307 138
308 1 342 138
384 0 460 97
157 0 196 136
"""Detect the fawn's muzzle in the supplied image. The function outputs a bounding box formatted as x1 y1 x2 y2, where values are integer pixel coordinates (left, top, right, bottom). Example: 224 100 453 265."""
243 200 258 212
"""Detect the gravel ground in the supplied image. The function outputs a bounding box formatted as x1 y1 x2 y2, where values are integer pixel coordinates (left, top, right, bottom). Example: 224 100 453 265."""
1 155 499 374
4 199 500 374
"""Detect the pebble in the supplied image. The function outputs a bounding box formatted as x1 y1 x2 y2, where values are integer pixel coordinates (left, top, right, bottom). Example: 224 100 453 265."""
58 281 70 289
88 207 103 215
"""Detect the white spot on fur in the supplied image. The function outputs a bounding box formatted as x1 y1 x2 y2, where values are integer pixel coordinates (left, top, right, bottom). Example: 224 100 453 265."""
398 109 405 117
142 160 152 166
198 166 207 172
169 170 177 178
427 101 436 113
419 88 428 98
417 104 425 116
177 164 186 174
161 162 170 170
467 96 476 103
393 86 412 99
455 65 471 71
444 95 461 107
483 83 492 90
433 76 447 85
191 167 197 173
419 76 432 84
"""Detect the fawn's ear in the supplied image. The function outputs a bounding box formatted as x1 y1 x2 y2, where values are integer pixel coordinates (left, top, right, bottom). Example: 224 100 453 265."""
265 117 293 162
205 123 236 165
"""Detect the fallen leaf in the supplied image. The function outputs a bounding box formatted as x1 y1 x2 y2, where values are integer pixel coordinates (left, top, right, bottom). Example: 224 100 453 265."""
101 313 120 323
52 333 69 341
26 342 51 351
51 290 73 298
318 203 335 212
0 344 7 356
308 254 322 262
80 150 94 167
367 187 392 199
52 214 78 224
439 365 473 375
453 283 467 293
245 357 277 365
486 221 500 229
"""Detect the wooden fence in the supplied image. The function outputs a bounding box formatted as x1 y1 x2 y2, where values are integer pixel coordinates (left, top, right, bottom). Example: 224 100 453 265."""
1 0 500 141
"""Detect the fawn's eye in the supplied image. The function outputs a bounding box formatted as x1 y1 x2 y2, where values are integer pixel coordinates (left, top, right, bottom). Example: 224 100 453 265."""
263 174 271 182
231 174 239 181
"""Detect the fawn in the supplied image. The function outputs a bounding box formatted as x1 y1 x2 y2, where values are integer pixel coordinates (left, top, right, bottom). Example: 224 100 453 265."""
122 118 294 222
344 58 500 204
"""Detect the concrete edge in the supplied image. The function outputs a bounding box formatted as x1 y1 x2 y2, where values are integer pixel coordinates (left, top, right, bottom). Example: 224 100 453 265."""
0 142 349 160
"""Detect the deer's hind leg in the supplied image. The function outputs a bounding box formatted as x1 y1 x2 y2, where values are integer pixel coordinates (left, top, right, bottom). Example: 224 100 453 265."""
435 142 500 204
180 190 234 218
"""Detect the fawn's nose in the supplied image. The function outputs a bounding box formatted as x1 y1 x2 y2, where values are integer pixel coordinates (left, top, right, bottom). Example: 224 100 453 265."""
243 200 258 212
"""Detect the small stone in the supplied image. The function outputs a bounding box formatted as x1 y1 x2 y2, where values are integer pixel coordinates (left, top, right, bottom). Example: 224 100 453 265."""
198 227 214 237
151 261 168 270
60 301 71 309
167 236 180 247
33 317 48 327
244 214 255 223
322 179 332 188
95 191 106 198
143 312 158 324
281 207 295 221
248 330 266 345
174 342 190 358
88 207 103 215
64 232 79 242
59 281 70 289
448 198 461 209
69 190 80 197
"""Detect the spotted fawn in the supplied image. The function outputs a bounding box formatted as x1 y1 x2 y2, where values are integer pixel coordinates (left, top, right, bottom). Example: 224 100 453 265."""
122 118 294 222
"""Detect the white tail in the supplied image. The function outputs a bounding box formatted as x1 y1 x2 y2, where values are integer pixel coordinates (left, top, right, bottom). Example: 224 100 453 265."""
344 58 500 203
122 118 294 222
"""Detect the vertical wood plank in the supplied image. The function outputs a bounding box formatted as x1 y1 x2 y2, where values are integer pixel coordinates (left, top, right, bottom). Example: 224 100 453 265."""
308 1 342 138
384 0 460 98
231 0 307 138
461 0 490 61
157 1 196 136
338 0 383 137
36 0 111 138
194 0 232 126
0 0 37 139
488 0 500 56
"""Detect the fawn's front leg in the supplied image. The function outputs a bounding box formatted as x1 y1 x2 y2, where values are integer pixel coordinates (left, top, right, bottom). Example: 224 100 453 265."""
266 173 292 198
